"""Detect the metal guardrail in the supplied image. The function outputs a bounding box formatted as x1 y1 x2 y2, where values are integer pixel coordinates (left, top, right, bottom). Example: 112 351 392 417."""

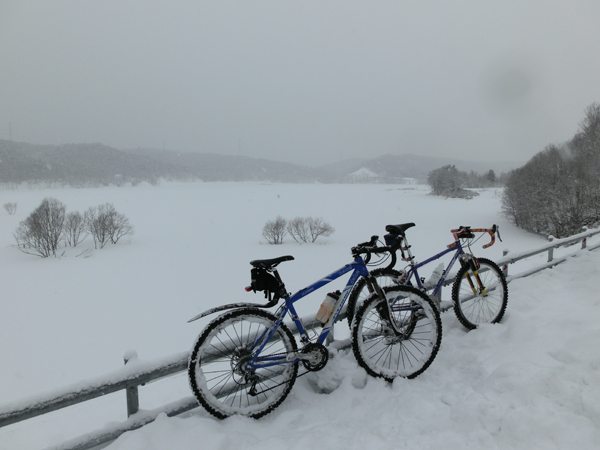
0 317 334 450
1 226 599 450
497 226 600 279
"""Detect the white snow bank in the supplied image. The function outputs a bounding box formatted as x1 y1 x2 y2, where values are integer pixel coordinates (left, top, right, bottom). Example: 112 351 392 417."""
0 183 598 450
105 250 600 450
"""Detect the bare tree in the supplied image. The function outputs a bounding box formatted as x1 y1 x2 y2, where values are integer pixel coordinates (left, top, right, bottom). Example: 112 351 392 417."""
14 197 66 257
107 206 134 244
3 202 17 215
262 216 287 244
287 217 310 243
64 211 87 247
84 205 111 249
85 203 134 248
307 217 334 242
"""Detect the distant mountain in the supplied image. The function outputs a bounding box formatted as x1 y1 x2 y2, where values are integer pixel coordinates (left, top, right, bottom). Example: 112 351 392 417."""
0 140 523 187
336 154 521 183
0 141 173 186
122 148 328 183
0 141 327 186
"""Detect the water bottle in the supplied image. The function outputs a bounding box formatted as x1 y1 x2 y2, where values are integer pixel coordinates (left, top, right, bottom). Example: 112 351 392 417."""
315 291 341 325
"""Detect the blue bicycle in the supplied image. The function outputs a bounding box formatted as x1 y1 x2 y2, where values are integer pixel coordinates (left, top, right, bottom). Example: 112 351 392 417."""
187 237 442 419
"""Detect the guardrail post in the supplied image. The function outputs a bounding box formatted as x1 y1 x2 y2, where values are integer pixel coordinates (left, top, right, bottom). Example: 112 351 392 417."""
547 236 554 262
582 226 588 249
124 351 139 417
502 250 509 277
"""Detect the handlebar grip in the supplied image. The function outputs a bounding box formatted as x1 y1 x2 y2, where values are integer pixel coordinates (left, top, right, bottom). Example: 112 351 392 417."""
481 230 495 249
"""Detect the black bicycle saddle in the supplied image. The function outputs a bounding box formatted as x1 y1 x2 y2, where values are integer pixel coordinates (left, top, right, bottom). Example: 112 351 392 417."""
250 255 295 270
385 223 416 236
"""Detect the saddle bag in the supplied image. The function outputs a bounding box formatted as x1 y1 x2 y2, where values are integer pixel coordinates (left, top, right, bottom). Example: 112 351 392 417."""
250 268 280 293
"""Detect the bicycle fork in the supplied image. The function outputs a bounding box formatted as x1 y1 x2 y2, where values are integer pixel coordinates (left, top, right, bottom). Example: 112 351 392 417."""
365 276 406 335
461 255 488 297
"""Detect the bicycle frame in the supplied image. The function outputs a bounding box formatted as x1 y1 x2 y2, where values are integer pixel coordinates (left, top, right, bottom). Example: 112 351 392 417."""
247 256 374 371
404 240 466 297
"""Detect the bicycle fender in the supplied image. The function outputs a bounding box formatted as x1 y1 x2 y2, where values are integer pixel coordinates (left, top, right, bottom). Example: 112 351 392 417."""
187 301 277 323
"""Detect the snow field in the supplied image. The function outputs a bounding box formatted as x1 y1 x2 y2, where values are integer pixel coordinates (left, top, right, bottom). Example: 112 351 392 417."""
0 182 598 449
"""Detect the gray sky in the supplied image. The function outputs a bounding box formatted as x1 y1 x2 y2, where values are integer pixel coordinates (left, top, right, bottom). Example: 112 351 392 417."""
1 1 599 166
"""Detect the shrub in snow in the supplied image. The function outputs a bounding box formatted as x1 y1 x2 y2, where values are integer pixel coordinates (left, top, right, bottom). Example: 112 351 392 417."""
262 216 287 244
85 203 134 249
14 197 66 257
306 217 335 242
14 199 134 257
106 206 134 245
287 216 334 243
287 217 310 243
64 211 87 247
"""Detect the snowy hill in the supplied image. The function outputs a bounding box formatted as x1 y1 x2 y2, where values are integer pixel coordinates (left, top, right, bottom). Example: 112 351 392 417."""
0 183 597 450
0 140 522 186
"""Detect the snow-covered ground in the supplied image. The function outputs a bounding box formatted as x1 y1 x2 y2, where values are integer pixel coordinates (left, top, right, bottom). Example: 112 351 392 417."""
0 182 598 450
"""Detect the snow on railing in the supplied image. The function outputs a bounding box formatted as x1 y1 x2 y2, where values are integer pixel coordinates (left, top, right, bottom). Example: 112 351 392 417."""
497 226 600 280
1 227 599 450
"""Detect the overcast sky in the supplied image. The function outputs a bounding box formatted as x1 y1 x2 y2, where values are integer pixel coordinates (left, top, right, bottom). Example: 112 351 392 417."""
1 1 599 166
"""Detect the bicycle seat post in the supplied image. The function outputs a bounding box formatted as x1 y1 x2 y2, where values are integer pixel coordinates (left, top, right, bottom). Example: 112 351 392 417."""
401 234 416 266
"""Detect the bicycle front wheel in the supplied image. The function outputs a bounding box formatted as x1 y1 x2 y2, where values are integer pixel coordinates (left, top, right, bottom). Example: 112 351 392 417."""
352 285 442 381
188 308 299 419
452 257 508 330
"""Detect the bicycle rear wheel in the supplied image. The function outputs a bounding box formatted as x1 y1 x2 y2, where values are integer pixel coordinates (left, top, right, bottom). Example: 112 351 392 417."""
352 285 442 381
188 308 298 419
452 257 508 330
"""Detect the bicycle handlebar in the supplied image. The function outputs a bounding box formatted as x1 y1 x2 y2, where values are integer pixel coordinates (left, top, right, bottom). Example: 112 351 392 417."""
451 225 501 249
354 235 379 249
352 235 392 255
351 236 397 268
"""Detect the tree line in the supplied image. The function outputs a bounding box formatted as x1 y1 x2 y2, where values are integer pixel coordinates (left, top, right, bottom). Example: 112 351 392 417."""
502 103 600 237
